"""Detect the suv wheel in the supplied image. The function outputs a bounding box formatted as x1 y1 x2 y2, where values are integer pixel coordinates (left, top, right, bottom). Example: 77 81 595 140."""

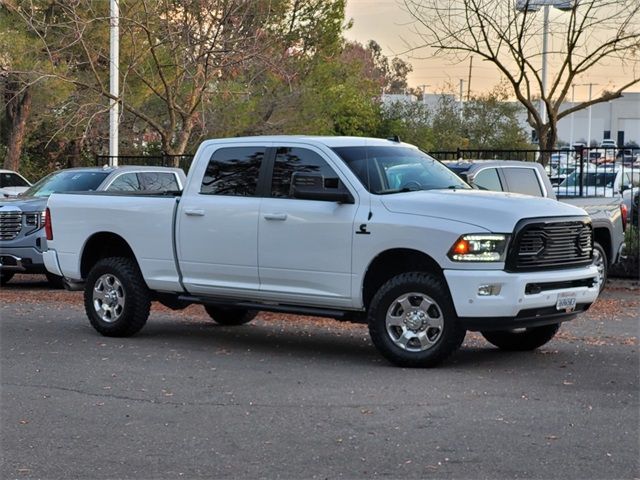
84 257 151 337
368 272 466 368
592 242 607 293
0 272 14 286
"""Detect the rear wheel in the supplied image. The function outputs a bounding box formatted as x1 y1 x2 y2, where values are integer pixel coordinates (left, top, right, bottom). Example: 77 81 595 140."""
481 324 560 351
592 242 608 293
84 257 151 337
0 272 14 286
203 305 257 326
367 272 466 368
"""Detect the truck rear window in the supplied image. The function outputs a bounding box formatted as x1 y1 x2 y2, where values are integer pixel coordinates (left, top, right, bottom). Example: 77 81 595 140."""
201 147 265 196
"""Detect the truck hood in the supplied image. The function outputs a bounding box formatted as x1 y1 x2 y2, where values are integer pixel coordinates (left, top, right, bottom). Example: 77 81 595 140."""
380 189 587 232
0 196 47 213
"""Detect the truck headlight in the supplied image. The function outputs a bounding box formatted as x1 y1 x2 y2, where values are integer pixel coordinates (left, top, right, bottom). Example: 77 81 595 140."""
448 234 509 262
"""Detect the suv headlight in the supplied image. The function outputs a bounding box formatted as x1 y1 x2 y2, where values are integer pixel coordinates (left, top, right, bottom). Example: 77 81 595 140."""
24 210 46 230
448 234 509 262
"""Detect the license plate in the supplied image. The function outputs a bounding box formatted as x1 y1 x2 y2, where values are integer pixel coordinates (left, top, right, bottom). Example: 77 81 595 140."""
556 292 577 311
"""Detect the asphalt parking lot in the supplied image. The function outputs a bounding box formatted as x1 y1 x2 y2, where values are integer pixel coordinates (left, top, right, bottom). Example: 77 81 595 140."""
1 275 638 479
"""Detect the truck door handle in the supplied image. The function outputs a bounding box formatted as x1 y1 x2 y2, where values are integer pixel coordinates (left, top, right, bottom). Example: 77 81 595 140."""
263 213 287 221
184 209 205 216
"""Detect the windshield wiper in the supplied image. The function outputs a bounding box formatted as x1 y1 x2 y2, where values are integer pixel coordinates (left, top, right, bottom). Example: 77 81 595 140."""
377 187 419 195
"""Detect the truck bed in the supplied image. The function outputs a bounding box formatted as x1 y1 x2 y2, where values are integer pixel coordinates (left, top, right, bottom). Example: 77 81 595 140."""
46 192 181 292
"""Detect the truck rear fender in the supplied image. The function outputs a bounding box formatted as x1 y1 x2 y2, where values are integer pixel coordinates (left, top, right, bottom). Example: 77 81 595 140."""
592 226 612 263
361 248 447 309
80 232 141 280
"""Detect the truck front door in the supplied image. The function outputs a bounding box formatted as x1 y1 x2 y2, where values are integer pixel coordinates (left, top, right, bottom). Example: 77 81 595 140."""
257 145 358 308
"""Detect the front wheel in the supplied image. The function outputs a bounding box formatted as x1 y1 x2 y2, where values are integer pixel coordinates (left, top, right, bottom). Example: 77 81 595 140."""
481 324 560 351
367 272 466 368
84 257 151 337
204 305 257 326
0 272 14 286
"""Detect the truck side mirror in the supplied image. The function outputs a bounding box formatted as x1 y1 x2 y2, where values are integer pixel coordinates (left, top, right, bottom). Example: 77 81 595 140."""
291 173 354 204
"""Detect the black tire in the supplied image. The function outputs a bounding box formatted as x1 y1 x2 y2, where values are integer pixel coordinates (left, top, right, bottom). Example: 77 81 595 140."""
592 241 608 293
45 272 65 289
367 272 466 368
203 305 257 326
84 257 151 337
481 323 560 351
0 272 14 286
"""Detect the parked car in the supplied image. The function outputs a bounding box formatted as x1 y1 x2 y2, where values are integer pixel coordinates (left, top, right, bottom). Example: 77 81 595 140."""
44 136 599 368
0 165 186 287
0 170 31 198
558 164 640 198
444 160 626 292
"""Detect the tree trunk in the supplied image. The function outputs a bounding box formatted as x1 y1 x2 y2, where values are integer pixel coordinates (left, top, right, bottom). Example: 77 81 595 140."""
535 122 558 166
3 79 32 172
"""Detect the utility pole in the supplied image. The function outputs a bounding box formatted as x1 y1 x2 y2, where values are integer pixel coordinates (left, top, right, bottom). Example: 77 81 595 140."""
467 56 473 101
109 0 119 166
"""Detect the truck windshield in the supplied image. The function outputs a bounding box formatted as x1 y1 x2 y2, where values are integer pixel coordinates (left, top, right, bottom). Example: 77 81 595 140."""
0 172 30 188
331 146 469 194
22 171 109 198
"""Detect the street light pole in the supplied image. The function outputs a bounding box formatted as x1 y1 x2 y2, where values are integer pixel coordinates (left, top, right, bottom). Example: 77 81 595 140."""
109 0 119 166
541 5 549 124
569 83 575 147
587 83 593 147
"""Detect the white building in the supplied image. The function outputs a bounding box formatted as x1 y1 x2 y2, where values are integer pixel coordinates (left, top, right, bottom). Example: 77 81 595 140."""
557 92 640 146
382 91 640 147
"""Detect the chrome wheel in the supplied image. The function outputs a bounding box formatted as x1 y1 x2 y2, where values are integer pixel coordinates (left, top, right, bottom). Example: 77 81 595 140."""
385 292 444 352
593 247 606 290
92 274 125 323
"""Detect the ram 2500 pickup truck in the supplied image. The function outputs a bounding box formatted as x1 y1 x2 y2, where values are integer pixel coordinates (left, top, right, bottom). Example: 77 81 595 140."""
43 136 600 367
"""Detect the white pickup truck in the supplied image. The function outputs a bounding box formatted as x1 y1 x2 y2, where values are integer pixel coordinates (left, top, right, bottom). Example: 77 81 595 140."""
43 136 600 367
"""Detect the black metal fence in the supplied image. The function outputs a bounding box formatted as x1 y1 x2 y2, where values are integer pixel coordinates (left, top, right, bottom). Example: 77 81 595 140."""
95 154 194 173
429 147 640 199
96 146 640 199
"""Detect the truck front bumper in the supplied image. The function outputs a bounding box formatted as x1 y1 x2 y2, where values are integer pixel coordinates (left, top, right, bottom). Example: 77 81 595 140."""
444 265 600 331
0 246 45 273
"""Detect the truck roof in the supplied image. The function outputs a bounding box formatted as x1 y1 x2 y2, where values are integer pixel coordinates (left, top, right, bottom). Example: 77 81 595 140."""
199 136 413 149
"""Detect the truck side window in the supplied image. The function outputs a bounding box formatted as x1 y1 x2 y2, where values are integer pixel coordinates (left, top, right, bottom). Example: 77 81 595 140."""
502 168 543 197
474 168 503 192
201 147 265 196
107 173 140 191
271 147 338 198
139 172 179 191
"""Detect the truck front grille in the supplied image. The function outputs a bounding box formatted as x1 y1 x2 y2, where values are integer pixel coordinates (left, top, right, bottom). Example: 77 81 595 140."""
0 211 22 240
506 218 593 272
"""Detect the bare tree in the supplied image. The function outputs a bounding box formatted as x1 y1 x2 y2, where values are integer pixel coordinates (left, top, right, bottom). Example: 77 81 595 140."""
8 0 275 159
404 0 640 157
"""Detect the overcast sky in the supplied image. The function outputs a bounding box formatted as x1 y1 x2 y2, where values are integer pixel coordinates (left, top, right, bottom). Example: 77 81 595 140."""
344 0 640 99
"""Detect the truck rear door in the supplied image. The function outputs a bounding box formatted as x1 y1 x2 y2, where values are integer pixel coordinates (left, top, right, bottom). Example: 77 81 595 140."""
176 145 267 295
